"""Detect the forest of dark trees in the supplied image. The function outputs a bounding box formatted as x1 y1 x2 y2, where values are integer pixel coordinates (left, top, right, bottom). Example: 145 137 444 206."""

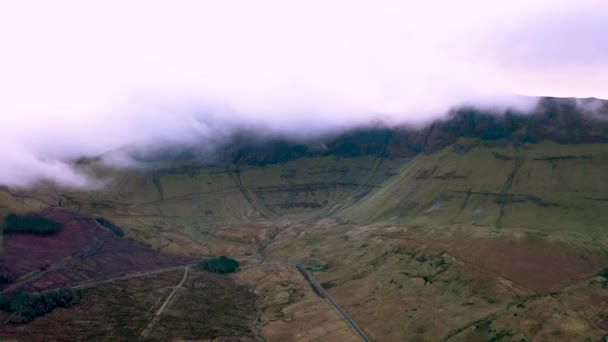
199 256 239 274
0 267 15 287
0 289 79 324
2 214 62 235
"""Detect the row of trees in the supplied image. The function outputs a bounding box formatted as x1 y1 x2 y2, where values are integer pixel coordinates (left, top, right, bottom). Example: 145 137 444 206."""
95 218 125 237
2 214 62 235
198 256 239 274
0 289 79 324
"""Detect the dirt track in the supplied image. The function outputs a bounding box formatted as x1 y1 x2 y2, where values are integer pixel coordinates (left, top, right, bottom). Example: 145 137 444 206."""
140 265 190 338
71 264 192 291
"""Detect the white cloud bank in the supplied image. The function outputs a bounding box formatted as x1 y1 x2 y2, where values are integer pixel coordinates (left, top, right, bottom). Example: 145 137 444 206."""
1 0 607 186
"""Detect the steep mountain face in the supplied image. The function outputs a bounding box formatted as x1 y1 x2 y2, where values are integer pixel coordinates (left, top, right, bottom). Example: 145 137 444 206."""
120 97 607 166
1 97 607 245
213 97 608 163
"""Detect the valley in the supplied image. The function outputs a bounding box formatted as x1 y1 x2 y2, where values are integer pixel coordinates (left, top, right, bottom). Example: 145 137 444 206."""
0 101 607 341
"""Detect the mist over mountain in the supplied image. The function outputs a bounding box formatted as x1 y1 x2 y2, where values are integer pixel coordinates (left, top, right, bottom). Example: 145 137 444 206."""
121 97 607 165
2 1 608 187
3 96 608 187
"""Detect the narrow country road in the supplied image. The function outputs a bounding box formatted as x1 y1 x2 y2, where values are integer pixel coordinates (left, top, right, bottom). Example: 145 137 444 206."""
297 263 370 342
140 265 190 338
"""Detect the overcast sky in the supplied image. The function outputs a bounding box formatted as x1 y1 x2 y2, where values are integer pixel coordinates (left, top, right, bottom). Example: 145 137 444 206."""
1 0 607 187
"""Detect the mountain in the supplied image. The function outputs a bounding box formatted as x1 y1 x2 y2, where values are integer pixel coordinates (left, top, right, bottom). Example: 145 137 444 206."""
0 97 607 341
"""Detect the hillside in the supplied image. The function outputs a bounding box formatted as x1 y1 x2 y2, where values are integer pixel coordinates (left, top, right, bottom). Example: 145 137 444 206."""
342 140 608 234
38 97 606 251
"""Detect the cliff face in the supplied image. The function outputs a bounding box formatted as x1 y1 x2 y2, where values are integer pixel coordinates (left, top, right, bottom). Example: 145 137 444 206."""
206 97 608 165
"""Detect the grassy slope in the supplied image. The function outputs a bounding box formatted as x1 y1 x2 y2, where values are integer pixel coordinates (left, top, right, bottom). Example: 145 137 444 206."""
40 155 404 255
341 140 608 238
3 138 607 254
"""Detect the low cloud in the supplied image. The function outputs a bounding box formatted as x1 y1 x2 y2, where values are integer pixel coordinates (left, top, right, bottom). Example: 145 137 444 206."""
0 1 607 187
